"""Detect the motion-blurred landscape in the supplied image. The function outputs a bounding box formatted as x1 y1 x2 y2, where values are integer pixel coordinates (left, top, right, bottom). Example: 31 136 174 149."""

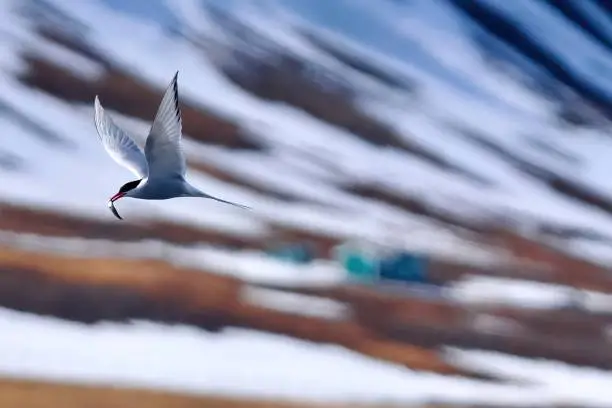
2 0 612 406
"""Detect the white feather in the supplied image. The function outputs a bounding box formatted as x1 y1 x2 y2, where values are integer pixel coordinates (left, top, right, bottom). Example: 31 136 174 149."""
93 95 148 179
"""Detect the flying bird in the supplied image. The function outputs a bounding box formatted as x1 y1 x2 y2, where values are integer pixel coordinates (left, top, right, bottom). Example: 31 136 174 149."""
93 71 250 220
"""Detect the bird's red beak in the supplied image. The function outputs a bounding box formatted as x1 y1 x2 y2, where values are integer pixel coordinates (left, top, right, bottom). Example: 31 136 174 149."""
110 191 126 202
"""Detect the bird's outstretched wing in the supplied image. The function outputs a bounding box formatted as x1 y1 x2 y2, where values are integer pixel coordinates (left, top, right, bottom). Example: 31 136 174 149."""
144 71 186 180
94 96 149 178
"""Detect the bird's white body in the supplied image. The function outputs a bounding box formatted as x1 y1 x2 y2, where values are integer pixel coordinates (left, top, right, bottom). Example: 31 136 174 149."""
127 176 203 200
93 71 250 219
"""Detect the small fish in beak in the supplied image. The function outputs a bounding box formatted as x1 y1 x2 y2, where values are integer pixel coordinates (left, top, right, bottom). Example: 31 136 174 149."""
108 199 123 220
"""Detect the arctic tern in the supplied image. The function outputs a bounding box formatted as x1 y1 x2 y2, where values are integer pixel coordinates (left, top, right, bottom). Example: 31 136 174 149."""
93 71 250 220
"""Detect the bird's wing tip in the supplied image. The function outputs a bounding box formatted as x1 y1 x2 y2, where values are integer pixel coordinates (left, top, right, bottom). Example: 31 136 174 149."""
93 95 102 124
94 95 103 110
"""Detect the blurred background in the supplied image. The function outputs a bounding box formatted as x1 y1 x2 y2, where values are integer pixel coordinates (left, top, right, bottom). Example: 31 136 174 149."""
1 0 612 406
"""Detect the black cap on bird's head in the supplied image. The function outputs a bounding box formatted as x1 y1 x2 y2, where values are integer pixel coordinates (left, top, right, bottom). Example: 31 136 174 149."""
108 179 142 220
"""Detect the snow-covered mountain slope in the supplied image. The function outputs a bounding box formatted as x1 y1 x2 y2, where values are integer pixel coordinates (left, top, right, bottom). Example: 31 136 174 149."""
3 0 612 267
2 0 612 262
3 0 612 405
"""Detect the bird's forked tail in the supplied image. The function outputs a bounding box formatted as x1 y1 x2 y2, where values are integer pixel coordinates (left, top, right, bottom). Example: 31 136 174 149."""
189 187 251 210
